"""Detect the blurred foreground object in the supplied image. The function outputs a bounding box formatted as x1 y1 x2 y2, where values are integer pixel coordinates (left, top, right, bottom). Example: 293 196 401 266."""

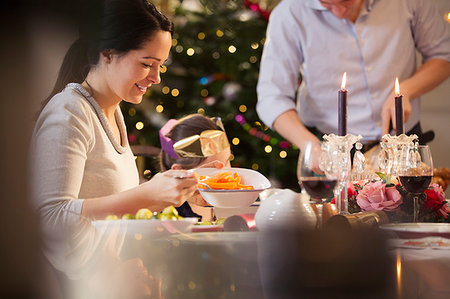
258 228 395 299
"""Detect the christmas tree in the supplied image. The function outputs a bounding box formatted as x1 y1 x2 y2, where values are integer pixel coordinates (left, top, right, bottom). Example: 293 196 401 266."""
123 0 300 190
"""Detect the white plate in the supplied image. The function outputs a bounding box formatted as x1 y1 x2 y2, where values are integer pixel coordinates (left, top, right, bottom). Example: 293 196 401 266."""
92 218 198 238
167 231 259 244
191 224 224 232
380 223 450 239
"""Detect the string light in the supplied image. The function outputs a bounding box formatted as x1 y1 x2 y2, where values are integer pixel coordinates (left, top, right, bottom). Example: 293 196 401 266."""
160 65 167 73
197 108 205 114
239 105 247 112
251 42 259 49
197 32 206 40
175 45 183 53
200 89 208 97
186 48 195 56
249 56 258 63
135 122 144 130
171 89 180 97
155 105 164 113
234 114 296 150
251 163 259 170
232 137 240 145
216 29 224 37
128 107 136 117
228 45 237 53
161 86 170 94
279 151 287 158
172 39 178 46
264 145 272 153
212 52 220 59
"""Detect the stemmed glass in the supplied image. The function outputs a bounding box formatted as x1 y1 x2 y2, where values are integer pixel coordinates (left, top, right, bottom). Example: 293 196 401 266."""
398 144 433 223
298 142 338 229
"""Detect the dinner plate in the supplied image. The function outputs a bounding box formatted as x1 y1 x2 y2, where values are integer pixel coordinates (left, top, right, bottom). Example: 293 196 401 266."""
92 218 198 238
168 231 259 244
379 223 450 239
191 224 224 233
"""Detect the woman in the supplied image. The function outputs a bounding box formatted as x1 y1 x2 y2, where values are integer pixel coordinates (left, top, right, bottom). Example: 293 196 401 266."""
159 114 232 221
30 0 198 226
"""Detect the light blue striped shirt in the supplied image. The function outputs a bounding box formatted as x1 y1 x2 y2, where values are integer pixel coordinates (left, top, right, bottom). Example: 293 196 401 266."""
256 0 450 142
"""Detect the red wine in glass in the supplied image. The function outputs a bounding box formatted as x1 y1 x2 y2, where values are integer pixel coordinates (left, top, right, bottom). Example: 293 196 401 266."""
301 178 337 201
398 175 432 194
398 145 433 223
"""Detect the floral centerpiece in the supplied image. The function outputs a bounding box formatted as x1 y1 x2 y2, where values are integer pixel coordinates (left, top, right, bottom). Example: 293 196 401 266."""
332 173 450 223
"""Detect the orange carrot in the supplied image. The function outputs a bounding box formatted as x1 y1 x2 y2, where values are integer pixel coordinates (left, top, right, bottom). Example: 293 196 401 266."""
196 171 254 190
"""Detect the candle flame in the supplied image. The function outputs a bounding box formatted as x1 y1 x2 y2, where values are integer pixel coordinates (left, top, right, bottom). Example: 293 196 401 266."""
395 77 400 96
447 12 450 23
341 72 347 90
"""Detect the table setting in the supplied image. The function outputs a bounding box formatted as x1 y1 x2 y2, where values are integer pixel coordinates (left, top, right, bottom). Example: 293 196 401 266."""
87 76 450 299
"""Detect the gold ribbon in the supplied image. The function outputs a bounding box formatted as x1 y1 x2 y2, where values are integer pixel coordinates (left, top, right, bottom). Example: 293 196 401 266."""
173 130 230 158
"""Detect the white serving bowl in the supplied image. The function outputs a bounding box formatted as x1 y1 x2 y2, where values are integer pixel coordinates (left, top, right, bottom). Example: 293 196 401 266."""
195 167 271 208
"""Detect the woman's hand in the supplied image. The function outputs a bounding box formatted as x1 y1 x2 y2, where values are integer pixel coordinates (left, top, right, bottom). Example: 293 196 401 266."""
138 170 198 212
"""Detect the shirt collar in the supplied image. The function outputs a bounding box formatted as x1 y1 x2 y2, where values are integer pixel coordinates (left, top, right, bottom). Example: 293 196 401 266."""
306 0 327 10
306 0 376 11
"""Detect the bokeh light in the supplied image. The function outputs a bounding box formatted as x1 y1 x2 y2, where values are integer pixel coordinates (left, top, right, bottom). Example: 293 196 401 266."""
135 122 144 130
264 145 272 153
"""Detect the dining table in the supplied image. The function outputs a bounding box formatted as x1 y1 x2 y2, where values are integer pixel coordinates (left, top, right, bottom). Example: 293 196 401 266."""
105 210 450 299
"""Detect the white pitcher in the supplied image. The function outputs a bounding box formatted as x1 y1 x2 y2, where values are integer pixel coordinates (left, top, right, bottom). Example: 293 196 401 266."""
255 188 317 231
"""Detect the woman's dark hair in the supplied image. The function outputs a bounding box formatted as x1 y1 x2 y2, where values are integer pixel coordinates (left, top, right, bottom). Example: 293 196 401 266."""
160 114 224 171
43 0 173 107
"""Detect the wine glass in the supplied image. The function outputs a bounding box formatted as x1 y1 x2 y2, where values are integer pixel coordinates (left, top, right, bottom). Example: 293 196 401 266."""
297 142 338 229
398 144 433 223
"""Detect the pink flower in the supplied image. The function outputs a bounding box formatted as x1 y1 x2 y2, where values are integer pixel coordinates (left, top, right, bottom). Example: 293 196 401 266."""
356 181 403 212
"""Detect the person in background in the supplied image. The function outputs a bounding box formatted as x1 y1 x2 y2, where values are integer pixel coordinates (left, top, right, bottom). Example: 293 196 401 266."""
30 0 198 226
257 0 450 153
159 114 232 221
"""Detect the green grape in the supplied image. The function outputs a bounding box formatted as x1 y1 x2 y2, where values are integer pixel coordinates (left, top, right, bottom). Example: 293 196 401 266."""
105 214 118 220
121 213 134 220
161 206 178 217
135 208 152 219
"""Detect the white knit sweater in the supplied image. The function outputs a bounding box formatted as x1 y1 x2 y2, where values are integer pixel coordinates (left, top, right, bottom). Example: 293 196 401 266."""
30 83 139 227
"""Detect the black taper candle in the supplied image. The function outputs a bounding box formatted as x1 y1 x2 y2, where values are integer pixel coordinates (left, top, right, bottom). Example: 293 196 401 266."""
394 78 404 135
395 95 404 135
338 89 348 136
338 72 348 136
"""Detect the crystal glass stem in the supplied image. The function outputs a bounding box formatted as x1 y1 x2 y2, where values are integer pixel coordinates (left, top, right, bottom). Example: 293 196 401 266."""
413 195 419 223
334 181 349 215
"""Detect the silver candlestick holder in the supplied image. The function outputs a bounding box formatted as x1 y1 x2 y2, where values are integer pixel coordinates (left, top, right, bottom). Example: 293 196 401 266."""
321 133 363 214
377 134 419 177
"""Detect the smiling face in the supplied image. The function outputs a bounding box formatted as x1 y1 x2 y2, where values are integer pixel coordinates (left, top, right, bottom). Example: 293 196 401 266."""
104 30 172 104
319 0 363 21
